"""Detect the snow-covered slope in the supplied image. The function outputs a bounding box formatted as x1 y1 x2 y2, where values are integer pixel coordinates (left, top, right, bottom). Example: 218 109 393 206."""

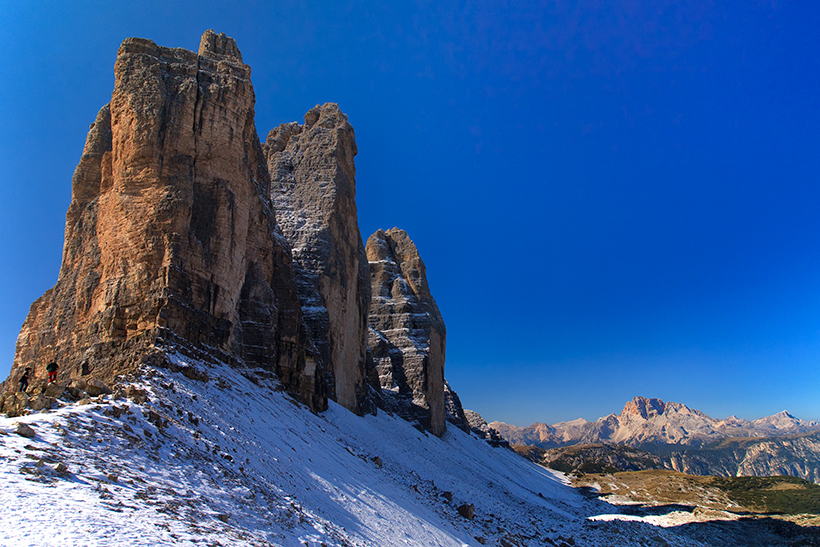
0 355 714 546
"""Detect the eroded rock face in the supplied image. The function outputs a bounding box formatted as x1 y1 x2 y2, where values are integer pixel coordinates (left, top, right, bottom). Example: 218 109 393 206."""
6 31 324 410
444 381 470 432
366 228 446 436
264 104 371 414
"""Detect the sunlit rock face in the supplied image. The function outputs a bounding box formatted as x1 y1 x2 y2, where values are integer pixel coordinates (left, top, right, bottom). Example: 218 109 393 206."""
6 31 324 410
264 103 371 414
366 228 447 436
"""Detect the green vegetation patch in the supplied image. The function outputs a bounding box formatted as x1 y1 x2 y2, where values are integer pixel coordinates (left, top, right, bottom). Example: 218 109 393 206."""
711 476 820 515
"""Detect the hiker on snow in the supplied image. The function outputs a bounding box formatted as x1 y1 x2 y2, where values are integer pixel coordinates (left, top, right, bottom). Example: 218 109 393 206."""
19 367 32 392
46 361 58 383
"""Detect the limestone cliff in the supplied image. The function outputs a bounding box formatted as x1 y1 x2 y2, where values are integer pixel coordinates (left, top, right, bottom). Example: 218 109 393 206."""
264 104 372 414
6 31 324 410
366 228 447 436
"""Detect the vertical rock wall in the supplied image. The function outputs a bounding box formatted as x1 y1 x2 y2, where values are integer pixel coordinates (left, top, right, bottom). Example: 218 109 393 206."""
5 30 466 427
264 104 371 414
366 229 447 436
7 31 324 410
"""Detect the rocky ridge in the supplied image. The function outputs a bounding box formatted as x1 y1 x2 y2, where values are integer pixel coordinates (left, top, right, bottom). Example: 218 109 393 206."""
667 431 820 484
4 30 465 436
498 397 820 484
491 396 820 450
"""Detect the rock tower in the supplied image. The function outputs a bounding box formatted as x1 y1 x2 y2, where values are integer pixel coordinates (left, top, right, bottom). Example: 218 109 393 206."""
366 228 447 436
6 31 323 409
5 31 468 435
264 104 371 414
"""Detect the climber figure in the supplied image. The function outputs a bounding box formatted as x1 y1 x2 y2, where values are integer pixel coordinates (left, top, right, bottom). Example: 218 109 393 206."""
46 361 59 383
19 367 32 392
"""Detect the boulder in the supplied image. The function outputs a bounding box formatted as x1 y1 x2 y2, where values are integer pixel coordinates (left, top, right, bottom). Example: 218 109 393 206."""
85 378 112 397
125 386 148 404
15 423 35 438
44 383 65 398
3 393 29 418
457 503 475 520
28 395 55 412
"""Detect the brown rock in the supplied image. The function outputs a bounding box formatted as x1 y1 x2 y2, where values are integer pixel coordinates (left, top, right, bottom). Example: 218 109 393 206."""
4 31 324 411
28 395 55 412
3 393 29 418
15 423 35 438
85 378 112 397
457 503 475 520
44 383 65 398
264 104 371 414
366 228 447 436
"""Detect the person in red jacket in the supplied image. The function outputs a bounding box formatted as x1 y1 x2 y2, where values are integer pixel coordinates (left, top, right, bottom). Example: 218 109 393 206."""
46 362 59 383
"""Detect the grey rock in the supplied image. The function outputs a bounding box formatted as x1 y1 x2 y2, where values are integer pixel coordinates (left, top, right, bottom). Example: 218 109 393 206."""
366 229 448 436
85 378 112 397
264 103 371 414
15 423 35 438
464 409 510 448
125 386 148 404
444 381 469 433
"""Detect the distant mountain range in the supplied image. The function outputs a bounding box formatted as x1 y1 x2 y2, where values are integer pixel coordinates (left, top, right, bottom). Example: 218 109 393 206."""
492 397 820 484
490 396 820 450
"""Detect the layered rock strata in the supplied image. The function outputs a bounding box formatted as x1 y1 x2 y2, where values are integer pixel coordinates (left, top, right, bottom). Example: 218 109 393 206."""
264 104 371 414
444 381 470 432
366 228 447 436
6 31 324 410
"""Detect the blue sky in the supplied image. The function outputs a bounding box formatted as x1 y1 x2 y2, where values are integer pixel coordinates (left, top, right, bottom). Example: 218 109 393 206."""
1 1 819 426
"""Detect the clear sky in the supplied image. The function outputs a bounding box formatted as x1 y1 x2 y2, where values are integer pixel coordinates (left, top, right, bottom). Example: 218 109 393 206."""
1 1 819 426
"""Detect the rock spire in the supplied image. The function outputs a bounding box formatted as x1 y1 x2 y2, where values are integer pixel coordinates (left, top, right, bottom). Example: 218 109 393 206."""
366 228 447 436
6 30 323 409
264 103 372 414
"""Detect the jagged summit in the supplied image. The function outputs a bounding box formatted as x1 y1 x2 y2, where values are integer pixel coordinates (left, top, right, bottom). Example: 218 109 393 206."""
6 30 312 400
621 396 666 419
264 102 370 415
490 396 820 450
198 29 243 61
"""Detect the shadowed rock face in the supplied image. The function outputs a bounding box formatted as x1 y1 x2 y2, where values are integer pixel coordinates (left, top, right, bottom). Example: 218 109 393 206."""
366 228 446 436
6 31 324 410
264 104 371 414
